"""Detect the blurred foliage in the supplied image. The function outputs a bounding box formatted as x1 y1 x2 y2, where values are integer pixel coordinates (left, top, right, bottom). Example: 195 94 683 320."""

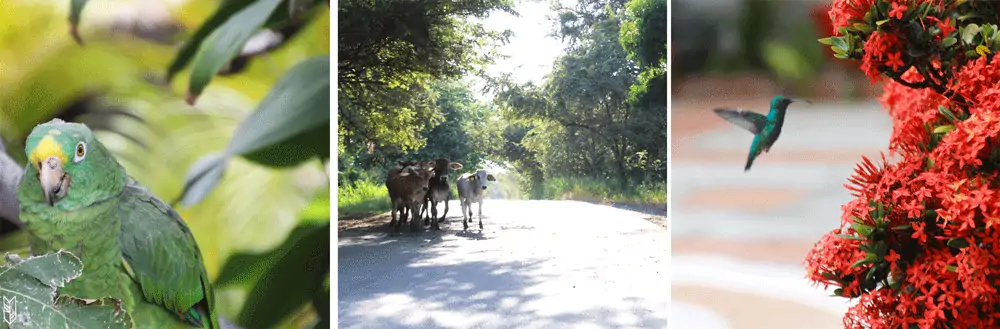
0 0 330 328
673 0 827 88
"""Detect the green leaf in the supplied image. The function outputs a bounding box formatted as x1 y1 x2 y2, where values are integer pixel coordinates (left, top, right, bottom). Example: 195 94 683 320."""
832 37 848 53
175 55 330 207
947 237 970 249
963 23 982 44
981 24 996 39
172 152 228 208
876 19 890 27
186 0 285 105
876 1 890 16
166 0 257 81
818 37 836 45
68 0 88 45
946 265 958 272
214 195 329 288
0 250 132 328
854 23 874 34
851 216 874 236
892 224 912 231
938 105 959 122
836 234 867 241
934 124 955 134
859 243 876 255
852 256 876 268
234 222 329 328
942 37 958 47
311 276 329 329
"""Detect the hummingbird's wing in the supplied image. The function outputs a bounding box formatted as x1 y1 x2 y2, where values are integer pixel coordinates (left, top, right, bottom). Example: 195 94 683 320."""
713 108 768 135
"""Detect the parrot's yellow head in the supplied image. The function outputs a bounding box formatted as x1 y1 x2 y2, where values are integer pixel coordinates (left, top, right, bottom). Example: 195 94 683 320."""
20 119 124 208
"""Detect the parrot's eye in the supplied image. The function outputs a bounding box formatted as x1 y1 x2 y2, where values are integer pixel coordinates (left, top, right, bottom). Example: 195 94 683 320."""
74 141 86 163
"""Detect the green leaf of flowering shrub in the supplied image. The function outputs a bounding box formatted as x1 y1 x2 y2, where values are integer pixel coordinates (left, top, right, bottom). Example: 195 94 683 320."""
963 23 981 44
837 234 867 241
933 125 955 134
938 105 959 122
892 224 912 231
942 37 958 47
947 237 970 249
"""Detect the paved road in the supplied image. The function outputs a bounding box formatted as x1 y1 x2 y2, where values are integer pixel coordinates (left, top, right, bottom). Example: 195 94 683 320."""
670 98 892 328
338 200 670 329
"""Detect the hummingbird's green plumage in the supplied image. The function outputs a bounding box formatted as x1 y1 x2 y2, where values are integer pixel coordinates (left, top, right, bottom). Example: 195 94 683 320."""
16 119 218 328
713 96 810 171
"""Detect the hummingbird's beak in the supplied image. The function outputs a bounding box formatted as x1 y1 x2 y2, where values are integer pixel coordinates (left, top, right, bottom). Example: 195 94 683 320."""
37 156 69 206
790 98 812 104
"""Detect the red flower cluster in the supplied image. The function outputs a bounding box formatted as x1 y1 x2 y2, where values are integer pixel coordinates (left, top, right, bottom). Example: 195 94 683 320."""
806 1 1000 328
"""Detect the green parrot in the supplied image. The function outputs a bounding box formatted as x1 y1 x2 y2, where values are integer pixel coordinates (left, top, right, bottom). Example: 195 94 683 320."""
16 119 218 329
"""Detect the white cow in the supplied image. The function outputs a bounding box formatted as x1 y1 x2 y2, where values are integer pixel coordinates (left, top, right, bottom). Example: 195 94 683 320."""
455 169 496 230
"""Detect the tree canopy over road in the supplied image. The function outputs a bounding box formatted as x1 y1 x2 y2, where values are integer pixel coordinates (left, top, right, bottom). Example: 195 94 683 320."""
338 0 666 218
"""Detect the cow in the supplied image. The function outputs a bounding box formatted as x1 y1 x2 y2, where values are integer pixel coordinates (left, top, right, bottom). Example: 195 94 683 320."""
419 158 463 230
389 160 422 221
385 161 435 232
455 169 496 230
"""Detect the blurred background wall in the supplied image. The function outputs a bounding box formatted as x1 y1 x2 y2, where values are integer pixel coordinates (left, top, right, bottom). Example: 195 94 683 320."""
670 0 888 328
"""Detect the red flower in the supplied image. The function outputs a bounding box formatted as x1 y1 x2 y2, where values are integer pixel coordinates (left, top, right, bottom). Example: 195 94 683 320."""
890 2 907 20
887 52 904 71
809 1 1000 327
829 0 876 34
938 17 955 38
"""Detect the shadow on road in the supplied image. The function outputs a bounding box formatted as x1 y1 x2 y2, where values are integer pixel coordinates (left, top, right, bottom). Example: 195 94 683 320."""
339 236 667 328
338 200 670 328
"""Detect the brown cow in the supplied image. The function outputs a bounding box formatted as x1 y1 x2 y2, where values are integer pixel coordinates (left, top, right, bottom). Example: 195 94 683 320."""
385 161 435 232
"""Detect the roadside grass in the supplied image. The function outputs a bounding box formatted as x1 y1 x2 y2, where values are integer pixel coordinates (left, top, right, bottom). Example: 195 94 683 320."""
542 177 667 207
338 180 390 218
336 175 666 219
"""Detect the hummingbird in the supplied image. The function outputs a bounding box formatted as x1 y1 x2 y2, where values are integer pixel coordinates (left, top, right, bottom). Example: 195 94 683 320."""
713 95 811 172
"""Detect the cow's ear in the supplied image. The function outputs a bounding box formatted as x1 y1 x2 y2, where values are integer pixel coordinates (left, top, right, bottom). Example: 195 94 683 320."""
404 167 418 176
450 162 464 170
468 175 476 181
487 174 496 181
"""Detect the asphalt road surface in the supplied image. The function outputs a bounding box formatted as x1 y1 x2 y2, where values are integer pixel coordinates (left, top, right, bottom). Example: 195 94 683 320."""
338 199 670 329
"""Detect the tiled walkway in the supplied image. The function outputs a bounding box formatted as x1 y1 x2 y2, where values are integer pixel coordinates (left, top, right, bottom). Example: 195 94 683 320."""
670 98 893 328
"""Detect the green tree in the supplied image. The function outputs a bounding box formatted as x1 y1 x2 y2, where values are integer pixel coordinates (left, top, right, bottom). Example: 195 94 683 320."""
492 0 665 194
337 0 514 155
341 79 502 186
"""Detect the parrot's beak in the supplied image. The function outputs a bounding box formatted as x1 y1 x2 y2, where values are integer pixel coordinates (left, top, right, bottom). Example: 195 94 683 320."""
789 98 812 104
38 156 69 206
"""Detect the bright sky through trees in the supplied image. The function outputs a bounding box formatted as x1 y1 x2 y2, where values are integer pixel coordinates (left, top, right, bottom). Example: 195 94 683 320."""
473 0 571 101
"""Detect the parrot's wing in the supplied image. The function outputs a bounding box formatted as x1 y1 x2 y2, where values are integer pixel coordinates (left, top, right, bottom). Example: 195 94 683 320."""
118 178 218 329
713 108 768 135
